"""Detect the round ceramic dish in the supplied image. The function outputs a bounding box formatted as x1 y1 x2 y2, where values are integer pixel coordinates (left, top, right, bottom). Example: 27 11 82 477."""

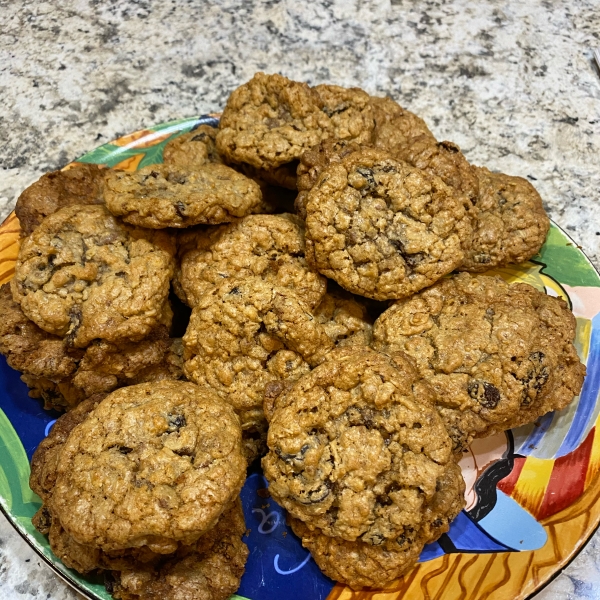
0 117 599 600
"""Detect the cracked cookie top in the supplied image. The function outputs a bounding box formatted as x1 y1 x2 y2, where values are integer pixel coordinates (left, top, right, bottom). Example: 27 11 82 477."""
104 163 264 228
262 347 454 545
12 205 175 348
304 148 472 300
216 73 374 172
373 273 586 451
49 380 246 553
175 213 326 309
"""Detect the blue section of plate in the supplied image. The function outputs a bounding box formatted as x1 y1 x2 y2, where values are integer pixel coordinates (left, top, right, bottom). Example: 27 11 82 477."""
239 464 335 600
0 357 59 461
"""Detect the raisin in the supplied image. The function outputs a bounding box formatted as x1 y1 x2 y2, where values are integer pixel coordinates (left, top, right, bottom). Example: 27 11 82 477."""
467 380 501 409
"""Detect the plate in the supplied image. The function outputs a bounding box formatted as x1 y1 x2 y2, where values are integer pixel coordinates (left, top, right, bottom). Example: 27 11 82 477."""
1 117 599 600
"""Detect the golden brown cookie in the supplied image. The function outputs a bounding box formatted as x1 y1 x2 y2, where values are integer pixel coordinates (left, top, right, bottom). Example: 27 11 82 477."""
295 139 365 220
108 500 248 600
370 95 434 150
49 380 246 553
0 283 182 410
162 126 222 171
288 462 464 589
460 167 550 271
15 163 106 236
216 73 374 179
304 148 472 300
262 348 454 546
182 278 321 461
103 163 264 228
175 214 326 309
373 273 586 451
12 205 175 348
31 395 246 587
390 135 480 209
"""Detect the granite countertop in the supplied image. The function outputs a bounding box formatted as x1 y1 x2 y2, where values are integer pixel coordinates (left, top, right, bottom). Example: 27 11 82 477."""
1 0 600 598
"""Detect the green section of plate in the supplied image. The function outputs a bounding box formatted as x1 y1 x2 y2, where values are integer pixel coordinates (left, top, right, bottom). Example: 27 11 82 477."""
77 116 203 170
0 408 39 518
537 225 600 288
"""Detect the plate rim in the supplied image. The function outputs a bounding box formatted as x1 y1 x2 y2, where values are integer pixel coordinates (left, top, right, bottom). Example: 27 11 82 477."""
1 116 599 600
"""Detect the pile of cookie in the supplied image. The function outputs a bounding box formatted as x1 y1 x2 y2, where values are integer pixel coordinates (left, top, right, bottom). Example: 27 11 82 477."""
29 381 248 600
0 72 586 596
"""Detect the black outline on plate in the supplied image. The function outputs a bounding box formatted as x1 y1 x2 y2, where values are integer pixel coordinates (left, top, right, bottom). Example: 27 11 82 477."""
0 136 598 599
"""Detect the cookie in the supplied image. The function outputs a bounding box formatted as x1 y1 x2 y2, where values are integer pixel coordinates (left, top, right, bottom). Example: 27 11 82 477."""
12 204 175 348
175 213 326 309
31 396 245 584
370 95 434 150
0 283 82 393
390 135 480 209
30 395 104 503
216 73 374 177
262 347 454 545
162 126 222 171
295 139 365 220
71 331 183 397
460 167 550 271
313 287 373 349
0 282 182 410
373 273 586 451
103 163 264 228
15 163 106 236
49 380 246 553
109 500 248 600
304 148 472 300
288 461 464 589
182 278 322 461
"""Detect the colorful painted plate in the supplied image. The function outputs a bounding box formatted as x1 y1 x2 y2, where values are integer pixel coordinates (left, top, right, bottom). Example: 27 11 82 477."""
1 117 599 600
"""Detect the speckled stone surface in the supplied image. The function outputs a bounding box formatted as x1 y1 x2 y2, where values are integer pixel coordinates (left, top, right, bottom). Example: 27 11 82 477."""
1 0 599 598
